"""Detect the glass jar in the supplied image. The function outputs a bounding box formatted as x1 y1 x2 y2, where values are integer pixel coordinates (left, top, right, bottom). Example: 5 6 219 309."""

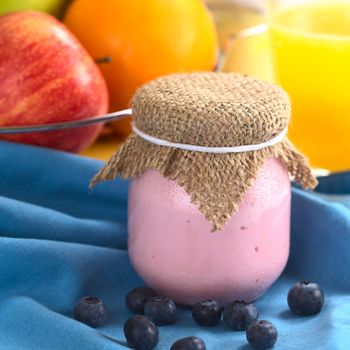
268 0 350 171
128 158 291 305
92 72 316 306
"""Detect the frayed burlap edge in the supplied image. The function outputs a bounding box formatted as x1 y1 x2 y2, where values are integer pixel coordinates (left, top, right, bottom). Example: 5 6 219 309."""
91 135 317 231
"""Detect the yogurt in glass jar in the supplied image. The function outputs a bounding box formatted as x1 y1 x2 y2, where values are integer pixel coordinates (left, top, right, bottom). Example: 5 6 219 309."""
92 73 317 305
128 158 290 305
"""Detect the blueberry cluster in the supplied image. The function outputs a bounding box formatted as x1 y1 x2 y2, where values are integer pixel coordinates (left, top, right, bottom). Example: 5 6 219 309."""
191 299 278 350
72 280 324 350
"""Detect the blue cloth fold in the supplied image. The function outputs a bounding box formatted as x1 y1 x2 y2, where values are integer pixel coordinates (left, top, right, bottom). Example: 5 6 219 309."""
0 140 349 350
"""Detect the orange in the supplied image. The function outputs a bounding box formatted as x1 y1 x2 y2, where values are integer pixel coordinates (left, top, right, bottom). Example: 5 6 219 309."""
64 0 218 136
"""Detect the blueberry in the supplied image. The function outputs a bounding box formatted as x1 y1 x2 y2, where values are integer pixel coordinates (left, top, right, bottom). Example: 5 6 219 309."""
288 281 324 316
144 296 176 326
246 320 278 349
170 336 206 350
192 300 222 326
73 296 106 328
223 301 258 331
126 287 158 314
124 315 159 350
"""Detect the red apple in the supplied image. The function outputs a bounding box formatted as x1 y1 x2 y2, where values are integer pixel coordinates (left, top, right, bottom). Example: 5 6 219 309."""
0 11 108 152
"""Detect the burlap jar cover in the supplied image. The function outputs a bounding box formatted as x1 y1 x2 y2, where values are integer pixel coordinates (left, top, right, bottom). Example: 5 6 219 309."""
92 73 317 231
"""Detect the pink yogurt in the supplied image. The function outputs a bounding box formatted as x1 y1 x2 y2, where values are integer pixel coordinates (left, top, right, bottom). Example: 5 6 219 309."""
128 158 291 305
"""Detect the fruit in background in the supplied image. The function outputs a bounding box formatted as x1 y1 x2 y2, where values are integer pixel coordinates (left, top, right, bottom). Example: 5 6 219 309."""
0 11 108 152
221 29 274 82
64 0 218 137
0 0 70 17
205 0 263 52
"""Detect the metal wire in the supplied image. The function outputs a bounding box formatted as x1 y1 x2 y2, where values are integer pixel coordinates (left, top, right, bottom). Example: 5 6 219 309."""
0 109 133 134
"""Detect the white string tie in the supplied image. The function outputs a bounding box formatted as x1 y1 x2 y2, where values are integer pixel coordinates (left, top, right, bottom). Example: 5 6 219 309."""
132 121 287 154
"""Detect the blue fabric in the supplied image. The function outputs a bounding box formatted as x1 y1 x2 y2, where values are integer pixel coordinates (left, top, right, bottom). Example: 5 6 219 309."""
0 140 349 350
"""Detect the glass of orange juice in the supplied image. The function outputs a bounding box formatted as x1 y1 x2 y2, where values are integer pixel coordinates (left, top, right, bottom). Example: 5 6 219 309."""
268 0 350 171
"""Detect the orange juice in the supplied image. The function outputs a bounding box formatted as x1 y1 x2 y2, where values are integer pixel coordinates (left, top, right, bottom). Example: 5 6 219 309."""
270 2 350 171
